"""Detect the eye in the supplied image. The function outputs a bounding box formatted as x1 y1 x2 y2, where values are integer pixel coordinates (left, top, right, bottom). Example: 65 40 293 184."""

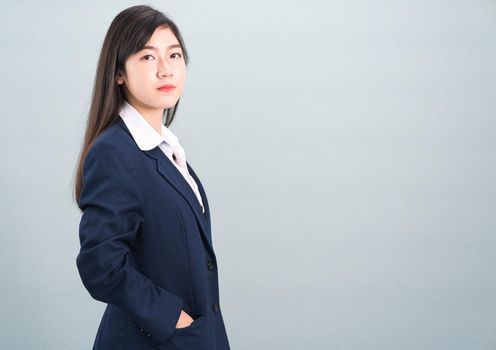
142 54 155 61
171 52 183 59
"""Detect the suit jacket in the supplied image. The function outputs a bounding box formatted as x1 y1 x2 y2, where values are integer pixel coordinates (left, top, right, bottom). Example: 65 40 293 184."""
76 117 230 350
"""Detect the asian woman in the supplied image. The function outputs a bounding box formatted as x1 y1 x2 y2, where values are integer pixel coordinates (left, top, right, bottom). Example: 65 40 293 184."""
73 5 230 350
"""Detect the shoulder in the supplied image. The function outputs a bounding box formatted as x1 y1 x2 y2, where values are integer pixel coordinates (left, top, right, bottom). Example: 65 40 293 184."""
82 120 145 182
86 119 140 165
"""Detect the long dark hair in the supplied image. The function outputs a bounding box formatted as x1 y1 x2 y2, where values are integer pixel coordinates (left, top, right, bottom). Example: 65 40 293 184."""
73 5 189 204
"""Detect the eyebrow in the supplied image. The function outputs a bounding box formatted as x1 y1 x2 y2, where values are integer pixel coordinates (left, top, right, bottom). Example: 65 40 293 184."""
142 44 182 51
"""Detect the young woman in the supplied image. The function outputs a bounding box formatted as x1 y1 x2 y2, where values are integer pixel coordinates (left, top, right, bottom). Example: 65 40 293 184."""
74 5 230 350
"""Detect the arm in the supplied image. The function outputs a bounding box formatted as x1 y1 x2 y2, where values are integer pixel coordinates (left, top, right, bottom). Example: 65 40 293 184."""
76 141 182 345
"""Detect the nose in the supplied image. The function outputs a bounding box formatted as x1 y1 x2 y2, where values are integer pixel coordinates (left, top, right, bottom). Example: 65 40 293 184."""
157 57 173 78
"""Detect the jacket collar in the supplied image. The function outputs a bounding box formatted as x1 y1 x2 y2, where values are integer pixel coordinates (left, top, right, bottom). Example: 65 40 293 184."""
115 111 215 261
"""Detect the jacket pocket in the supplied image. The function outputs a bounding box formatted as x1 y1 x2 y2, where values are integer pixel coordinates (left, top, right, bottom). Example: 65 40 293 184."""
166 311 210 349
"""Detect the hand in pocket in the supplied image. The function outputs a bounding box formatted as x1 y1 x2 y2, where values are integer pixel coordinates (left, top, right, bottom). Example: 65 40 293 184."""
175 309 194 329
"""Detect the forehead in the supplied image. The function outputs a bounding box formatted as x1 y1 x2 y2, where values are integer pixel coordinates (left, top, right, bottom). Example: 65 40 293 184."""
145 26 179 47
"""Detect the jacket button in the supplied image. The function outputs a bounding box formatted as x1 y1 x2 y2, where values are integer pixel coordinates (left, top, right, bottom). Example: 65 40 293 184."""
213 303 220 313
207 261 215 270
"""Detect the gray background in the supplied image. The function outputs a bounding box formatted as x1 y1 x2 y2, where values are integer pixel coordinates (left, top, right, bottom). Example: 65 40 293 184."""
0 0 495 349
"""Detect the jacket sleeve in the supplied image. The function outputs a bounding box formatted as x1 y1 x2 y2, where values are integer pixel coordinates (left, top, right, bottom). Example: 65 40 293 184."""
76 141 183 345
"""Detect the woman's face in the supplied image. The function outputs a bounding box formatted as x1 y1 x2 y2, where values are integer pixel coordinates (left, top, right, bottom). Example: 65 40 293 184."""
116 26 186 116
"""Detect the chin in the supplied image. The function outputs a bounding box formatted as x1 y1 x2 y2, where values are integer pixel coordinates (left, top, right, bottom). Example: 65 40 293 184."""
161 99 180 109
160 102 178 110
153 94 177 104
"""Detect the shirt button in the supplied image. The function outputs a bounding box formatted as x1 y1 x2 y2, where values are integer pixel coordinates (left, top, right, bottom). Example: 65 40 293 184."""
207 261 215 270
213 303 220 313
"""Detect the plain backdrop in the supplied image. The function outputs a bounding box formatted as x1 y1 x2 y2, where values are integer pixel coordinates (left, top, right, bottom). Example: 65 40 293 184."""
0 1 495 349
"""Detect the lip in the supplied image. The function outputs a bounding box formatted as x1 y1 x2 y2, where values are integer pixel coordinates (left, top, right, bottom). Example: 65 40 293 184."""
157 84 176 91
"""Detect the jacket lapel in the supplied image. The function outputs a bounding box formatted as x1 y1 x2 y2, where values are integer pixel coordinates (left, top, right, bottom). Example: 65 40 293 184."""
116 117 215 258
144 147 215 256
187 163 211 234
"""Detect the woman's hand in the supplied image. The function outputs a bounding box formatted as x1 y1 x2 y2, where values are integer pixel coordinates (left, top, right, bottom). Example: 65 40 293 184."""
175 309 194 329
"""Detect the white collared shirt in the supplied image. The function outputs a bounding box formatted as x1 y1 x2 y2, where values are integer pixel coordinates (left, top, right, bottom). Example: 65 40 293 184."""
118 101 205 213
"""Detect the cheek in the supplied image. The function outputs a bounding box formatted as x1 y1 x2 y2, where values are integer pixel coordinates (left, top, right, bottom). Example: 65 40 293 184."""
128 68 143 85
126 69 149 91
176 68 187 88
128 60 150 75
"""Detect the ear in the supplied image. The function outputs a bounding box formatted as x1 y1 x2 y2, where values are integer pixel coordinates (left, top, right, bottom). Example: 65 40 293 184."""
116 70 125 85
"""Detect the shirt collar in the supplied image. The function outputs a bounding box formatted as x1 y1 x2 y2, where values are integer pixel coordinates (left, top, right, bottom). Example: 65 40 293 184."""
118 100 180 151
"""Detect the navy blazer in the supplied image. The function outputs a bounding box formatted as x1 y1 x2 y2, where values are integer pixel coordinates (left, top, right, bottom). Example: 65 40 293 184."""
77 117 230 350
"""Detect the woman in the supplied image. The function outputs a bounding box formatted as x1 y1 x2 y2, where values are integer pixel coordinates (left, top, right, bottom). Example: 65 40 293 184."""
74 5 230 350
